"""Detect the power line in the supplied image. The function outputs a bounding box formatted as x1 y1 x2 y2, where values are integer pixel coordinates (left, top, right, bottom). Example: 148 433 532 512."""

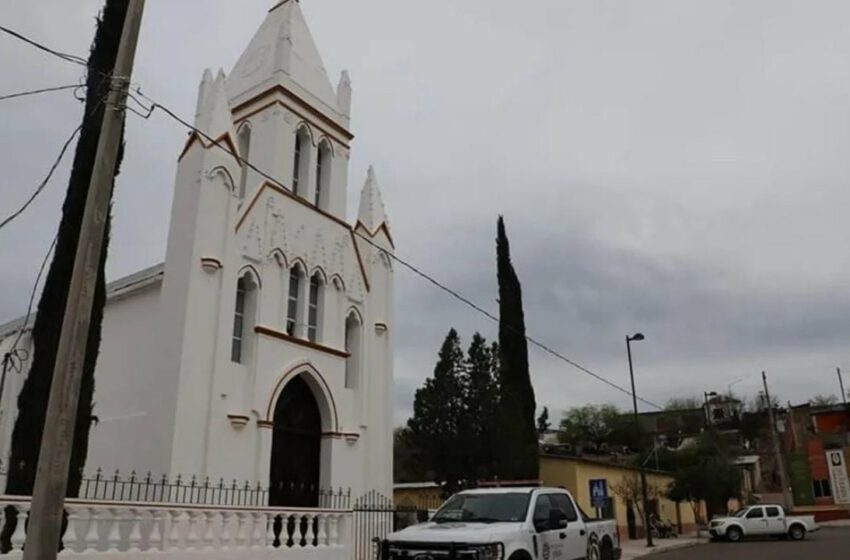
0 124 83 233
129 88 663 410
0 24 664 410
0 84 84 102
0 24 88 67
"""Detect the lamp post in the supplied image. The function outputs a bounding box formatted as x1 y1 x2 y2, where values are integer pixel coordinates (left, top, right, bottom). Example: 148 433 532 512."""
626 332 653 548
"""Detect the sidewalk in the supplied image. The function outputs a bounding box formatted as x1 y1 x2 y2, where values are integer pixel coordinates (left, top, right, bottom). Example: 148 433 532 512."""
619 535 705 559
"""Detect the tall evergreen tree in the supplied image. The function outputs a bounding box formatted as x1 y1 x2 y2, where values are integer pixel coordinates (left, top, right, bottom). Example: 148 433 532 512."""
5 0 128 499
407 329 466 493
495 216 538 480
536 407 551 436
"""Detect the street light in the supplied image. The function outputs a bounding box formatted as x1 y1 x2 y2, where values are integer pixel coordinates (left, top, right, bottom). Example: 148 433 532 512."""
626 332 653 548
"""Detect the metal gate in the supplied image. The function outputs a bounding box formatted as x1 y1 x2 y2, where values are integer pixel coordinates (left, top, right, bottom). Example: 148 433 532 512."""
352 491 430 560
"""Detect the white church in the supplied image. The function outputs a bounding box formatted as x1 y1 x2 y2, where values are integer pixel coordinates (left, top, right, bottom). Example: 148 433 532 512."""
0 0 394 508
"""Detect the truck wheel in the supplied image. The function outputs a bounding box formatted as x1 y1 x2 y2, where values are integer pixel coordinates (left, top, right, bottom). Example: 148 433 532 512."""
586 534 601 560
789 525 806 541
726 526 743 543
599 537 615 560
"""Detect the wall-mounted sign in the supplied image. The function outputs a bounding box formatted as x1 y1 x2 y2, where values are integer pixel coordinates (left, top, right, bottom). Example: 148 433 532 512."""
826 449 850 504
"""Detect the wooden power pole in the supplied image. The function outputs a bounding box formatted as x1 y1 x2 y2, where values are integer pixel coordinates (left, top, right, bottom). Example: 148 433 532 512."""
839 367 847 406
22 1 146 556
761 371 792 508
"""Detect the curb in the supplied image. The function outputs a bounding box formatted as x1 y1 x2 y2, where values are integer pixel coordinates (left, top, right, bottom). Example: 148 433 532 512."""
622 539 705 559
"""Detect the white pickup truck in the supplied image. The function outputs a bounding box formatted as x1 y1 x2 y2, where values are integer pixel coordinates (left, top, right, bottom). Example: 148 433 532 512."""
708 504 818 542
382 487 621 560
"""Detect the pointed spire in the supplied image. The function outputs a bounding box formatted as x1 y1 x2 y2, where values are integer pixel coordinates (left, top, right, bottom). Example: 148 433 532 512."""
358 165 389 233
194 68 214 124
228 0 341 119
337 70 352 118
196 69 236 139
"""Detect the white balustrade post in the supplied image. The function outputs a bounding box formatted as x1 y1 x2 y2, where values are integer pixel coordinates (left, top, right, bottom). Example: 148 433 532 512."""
106 508 123 552
127 508 144 552
148 509 164 551
317 514 328 547
61 505 82 554
11 504 30 552
251 512 265 548
329 514 340 547
203 511 218 549
235 512 249 548
219 512 233 548
83 507 100 552
185 511 202 550
167 510 184 551
279 513 291 547
266 512 277 548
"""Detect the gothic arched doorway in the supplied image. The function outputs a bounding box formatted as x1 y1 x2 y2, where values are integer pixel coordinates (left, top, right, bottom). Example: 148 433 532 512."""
269 374 322 507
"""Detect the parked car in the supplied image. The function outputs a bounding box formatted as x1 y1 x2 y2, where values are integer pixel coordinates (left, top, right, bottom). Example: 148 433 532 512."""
381 487 621 560
708 504 818 542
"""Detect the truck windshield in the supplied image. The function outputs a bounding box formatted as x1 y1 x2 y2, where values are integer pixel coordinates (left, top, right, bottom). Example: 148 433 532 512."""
431 492 531 524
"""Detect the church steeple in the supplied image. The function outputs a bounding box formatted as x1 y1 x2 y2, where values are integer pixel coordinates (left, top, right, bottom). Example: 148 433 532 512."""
357 166 390 234
227 0 344 124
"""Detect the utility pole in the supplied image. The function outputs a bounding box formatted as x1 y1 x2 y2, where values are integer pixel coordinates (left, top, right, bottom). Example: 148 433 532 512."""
838 367 847 406
626 333 653 548
761 371 792 509
22 1 146 557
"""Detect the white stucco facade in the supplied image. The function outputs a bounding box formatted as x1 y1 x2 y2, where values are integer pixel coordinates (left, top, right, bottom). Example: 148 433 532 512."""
0 0 394 505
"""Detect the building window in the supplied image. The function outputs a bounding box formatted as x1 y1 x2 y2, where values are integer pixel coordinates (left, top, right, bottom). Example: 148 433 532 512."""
345 312 361 389
307 273 323 343
813 479 832 498
292 127 310 197
315 140 331 208
237 124 251 201
286 267 301 336
231 274 258 363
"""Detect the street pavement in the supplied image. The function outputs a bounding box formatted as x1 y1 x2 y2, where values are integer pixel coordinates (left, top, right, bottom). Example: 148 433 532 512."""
636 526 850 560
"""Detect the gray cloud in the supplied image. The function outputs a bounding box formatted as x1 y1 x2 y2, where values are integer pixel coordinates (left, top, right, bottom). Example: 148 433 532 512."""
3 1 850 428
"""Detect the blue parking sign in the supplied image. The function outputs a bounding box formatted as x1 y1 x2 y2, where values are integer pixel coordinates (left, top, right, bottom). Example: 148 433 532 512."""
589 479 608 509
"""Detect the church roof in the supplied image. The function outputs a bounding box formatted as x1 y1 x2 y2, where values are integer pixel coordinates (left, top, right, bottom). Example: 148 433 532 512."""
0 263 164 339
227 0 343 123
357 166 389 234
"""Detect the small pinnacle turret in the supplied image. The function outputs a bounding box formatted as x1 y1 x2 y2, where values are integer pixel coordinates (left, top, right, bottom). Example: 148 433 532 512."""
357 165 389 234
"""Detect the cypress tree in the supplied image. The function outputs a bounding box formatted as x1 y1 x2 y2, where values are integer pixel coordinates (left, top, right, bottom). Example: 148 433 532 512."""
495 216 538 480
5 0 128 499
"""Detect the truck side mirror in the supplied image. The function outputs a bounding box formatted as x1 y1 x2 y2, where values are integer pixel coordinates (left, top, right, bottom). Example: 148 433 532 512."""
549 509 568 530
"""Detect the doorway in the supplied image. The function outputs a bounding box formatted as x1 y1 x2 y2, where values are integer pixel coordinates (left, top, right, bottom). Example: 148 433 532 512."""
269 374 322 507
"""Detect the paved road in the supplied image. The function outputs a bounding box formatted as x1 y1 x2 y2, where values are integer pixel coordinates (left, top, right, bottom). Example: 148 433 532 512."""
651 527 850 559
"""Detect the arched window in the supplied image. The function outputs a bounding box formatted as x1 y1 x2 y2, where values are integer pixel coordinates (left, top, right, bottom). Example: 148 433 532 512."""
231 273 258 363
237 124 252 201
292 127 310 197
286 266 304 336
307 273 324 343
315 140 331 208
344 311 362 389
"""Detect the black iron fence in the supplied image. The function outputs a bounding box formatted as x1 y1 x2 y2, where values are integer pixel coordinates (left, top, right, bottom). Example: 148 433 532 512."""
1 468 350 509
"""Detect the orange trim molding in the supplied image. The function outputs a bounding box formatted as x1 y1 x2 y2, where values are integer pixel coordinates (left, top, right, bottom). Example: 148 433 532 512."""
254 325 349 358
177 131 242 168
231 85 354 142
257 420 274 429
355 221 395 250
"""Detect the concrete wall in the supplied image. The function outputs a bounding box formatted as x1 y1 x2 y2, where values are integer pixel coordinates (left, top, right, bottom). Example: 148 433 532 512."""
540 456 703 539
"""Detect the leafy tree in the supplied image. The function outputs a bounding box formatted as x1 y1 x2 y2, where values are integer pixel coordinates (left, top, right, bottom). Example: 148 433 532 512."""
6 0 128 500
810 394 838 407
558 404 623 450
664 397 702 410
461 333 500 483
394 427 429 483
536 407 551 435
407 329 467 492
611 474 663 529
666 432 741 520
495 217 538 480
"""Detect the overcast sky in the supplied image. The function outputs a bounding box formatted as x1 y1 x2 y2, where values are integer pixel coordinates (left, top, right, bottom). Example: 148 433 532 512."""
3 0 850 425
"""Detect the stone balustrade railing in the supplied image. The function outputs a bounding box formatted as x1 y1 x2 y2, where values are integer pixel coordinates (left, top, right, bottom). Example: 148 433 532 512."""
0 496 351 558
